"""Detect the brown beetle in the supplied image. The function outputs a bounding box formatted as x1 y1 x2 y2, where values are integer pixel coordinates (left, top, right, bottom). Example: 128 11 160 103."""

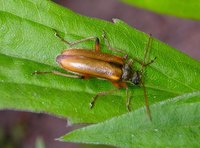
34 31 155 120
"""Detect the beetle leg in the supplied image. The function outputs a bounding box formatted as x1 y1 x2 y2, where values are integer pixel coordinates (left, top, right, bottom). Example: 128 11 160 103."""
112 82 131 111
127 59 133 65
54 30 100 48
143 57 157 66
111 81 127 88
131 57 156 67
140 34 155 70
95 37 100 52
126 87 131 112
141 79 152 121
81 74 91 79
102 30 127 55
32 70 83 79
122 54 129 60
90 88 119 109
67 37 100 47
54 31 71 45
126 34 156 67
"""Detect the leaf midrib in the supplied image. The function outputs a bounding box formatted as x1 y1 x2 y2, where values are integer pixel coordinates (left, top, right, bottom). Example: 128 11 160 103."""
0 52 184 95
0 7 197 98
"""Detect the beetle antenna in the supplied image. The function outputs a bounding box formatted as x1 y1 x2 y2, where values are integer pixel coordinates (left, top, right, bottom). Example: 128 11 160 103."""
141 34 152 75
140 34 153 121
141 79 152 121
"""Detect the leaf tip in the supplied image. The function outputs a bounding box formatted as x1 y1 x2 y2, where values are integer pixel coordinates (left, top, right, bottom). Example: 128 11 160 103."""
55 137 64 142
112 18 121 24
112 18 130 27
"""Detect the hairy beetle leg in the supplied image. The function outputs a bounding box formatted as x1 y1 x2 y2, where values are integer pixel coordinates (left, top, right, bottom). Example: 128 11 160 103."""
102 30 127 55
32 70 83 79
90 88 119 109
54 30 100 51
125 88 132 112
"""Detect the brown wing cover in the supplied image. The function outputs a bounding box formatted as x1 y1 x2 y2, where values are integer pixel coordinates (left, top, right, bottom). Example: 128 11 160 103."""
57 55 122 81
61 49 125 65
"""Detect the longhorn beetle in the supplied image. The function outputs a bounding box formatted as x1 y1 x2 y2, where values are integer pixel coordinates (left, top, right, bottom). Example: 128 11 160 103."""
33 30 156 120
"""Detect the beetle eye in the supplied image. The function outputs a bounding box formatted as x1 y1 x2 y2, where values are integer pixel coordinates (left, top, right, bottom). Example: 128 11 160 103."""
131 72 141 85
132 77 140 85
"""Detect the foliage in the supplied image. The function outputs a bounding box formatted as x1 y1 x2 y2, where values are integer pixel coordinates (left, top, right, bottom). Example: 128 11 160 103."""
122 0 200 20
0 0 199 147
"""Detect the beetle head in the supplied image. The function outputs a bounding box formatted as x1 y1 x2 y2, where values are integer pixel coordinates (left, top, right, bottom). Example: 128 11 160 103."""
122 63 142 85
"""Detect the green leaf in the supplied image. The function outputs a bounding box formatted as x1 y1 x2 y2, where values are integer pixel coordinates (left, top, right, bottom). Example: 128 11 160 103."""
35 137 46 148
121 0 200 20
0 0 200 124
60 92 200 147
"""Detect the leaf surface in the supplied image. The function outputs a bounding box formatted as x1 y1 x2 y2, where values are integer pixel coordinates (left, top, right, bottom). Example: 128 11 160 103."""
61 92 200 147
0 0 199 124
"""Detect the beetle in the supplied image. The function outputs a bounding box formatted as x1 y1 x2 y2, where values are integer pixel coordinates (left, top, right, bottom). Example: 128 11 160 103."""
33 31 156 120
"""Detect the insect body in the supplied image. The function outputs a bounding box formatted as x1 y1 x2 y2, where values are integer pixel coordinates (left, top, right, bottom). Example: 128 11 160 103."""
34 31 155 120
56 49 124 81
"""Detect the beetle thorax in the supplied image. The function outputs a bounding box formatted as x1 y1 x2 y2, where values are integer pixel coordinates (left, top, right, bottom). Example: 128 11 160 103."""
121 63 134 81
121 63 141 85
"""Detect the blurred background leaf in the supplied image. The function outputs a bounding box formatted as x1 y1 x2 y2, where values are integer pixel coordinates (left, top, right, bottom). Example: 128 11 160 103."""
35 137 46 148
121 0 200 20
